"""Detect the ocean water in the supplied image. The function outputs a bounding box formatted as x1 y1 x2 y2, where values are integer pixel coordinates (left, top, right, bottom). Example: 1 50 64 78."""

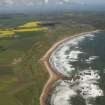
47 31 105 105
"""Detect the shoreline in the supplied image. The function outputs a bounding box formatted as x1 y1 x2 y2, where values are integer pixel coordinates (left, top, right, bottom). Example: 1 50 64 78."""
39 30 100 105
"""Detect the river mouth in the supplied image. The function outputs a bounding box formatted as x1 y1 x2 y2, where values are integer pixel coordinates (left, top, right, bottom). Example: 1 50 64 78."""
44 30 105 105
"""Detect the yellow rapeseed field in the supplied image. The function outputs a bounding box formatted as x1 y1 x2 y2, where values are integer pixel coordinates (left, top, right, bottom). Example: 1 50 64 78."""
14 27 48 32
18 21 41 28
0 21 48 37
0 30 15 37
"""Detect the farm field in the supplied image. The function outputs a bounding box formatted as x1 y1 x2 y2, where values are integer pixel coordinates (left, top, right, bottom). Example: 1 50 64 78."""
0 11 105 105
0 21 48 37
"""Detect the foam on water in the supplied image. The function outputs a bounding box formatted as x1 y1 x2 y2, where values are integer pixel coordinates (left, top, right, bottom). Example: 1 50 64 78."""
49 32 97 77
49 69 103 105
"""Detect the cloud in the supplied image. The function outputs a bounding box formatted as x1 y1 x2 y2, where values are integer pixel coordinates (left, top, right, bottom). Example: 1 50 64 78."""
0 0 105 6
44 0 48 4
4 0 14 5
0 0 72 6
0 0 33 5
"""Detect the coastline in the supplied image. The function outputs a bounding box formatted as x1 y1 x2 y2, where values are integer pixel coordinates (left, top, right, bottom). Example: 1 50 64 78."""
39 30 100 105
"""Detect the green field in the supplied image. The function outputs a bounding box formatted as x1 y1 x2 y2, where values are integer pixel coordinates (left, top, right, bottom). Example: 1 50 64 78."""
0 12 105 105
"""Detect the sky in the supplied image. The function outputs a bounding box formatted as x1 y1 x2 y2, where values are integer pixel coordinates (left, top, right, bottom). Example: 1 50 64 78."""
0 0 105 13
0 0 105 6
